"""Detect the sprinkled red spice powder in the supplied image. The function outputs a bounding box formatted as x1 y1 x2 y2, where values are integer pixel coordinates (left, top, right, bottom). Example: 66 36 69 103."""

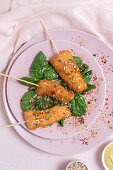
93 75 97 81
80 138 88 145
109 126 112 129
78 117 84 124
102 59 107 64
101 56 107 64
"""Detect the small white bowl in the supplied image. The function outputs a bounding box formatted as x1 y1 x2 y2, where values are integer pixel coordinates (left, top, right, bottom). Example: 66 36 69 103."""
102 141 113 170
66 160 88 170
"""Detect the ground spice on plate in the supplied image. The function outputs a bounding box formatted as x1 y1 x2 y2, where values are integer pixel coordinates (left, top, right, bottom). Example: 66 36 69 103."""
67 162 88 170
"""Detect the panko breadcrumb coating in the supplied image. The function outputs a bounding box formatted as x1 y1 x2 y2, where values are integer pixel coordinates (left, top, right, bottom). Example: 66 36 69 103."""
36 80 74 103
51 50 87 93
24 105 71 130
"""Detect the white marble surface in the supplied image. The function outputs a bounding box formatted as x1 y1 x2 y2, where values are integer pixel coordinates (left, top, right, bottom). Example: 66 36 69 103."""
0 75 112 170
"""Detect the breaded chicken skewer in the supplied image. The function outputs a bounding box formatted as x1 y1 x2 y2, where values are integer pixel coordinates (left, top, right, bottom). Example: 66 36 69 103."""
36 80 74 103
24 105 71 130
51 50 87 93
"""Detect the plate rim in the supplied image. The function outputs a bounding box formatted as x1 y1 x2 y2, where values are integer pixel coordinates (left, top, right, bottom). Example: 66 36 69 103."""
5 39 106 139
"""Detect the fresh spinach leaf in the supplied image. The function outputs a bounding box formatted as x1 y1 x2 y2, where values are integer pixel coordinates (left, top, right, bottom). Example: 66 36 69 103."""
73 56 83 67
61 82 70 90
73 56 93 84
21 89 36 112
34 96 61 110
35 96 53 110
73 56 89 77
69 93 87 116
19 77 39 87
30 51 49 78
43 65 59 80
82 70 92 83
80 63 89 76
69 99 79 116
71 109 80 116
58 118 65 127
53 98 61 106
83 83 96 93
69 99 75 112
69 95 86 116
74 93 87 115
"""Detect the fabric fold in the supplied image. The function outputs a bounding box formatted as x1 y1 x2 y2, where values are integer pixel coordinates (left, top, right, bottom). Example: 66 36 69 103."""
0 2 113 71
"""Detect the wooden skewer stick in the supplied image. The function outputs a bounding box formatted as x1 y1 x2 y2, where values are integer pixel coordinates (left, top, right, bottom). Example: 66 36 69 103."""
0 73 39 87
40 20 59 54
0 121 26 130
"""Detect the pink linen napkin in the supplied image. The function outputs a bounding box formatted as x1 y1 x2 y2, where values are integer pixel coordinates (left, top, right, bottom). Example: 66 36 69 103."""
0 1 113 72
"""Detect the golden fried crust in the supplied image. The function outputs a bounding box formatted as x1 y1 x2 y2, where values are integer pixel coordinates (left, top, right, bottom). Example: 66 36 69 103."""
36 80 74 103
24 106 71 130
51 50 87 93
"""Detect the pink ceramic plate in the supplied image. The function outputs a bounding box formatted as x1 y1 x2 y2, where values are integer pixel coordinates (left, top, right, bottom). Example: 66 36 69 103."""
6 40 105 139
3 29 113 154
